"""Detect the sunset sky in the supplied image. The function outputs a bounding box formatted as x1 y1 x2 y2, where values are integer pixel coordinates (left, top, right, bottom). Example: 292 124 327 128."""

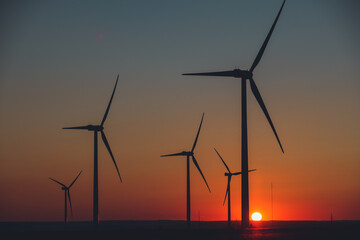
0 0 359 222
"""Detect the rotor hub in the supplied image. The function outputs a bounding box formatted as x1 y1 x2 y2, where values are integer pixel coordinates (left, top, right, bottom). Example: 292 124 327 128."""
184 151 193 156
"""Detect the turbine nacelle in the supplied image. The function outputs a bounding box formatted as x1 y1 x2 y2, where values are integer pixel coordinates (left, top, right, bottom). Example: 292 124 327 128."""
184 151 193 156
86 125 104 131
234 69 253 79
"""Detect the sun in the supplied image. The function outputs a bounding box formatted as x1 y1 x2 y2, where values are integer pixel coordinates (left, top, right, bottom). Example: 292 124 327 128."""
251 212 262 221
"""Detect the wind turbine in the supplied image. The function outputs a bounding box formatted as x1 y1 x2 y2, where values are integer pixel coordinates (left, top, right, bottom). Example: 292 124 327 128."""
183 0 286 227
161 113 211 228
49 170 82 225
63 75 122 226
214 148 255 226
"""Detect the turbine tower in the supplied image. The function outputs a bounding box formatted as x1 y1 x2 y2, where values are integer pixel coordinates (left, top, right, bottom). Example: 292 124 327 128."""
63 75 122 226
183 0 286 227
49 170 82 225
214 148 255 226
161 113 211 228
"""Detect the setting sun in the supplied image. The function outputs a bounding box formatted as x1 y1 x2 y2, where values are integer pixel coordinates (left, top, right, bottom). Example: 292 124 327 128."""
251 212 262 221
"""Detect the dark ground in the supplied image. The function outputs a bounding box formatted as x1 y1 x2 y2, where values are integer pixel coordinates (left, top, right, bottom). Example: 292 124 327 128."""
0 220 359 240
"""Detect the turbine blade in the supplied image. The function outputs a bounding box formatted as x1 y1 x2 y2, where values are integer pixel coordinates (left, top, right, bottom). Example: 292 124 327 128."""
183 70 235 77
214 148 231 173
69 170 82 188
223 180 230 206
191 113 205 152
67 190 73 217
62 126 90 130
250 0 286 73
49 178 66 188
192 156 211 193
101 131 122 182
101 75 119 127
232 169 256 176
250 78 284 153
160 152 186 157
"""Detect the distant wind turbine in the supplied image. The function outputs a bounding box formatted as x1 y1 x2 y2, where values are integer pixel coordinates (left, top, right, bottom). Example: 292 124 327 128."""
63 75 122 226
161 113 211 228
183 0 286 227
214 148 255 226
49 170 82 225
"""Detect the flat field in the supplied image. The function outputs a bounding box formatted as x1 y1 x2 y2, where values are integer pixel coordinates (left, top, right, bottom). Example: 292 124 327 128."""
1 220 358 240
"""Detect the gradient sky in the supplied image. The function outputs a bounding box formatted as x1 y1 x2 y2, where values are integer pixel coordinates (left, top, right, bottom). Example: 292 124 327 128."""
0 0 359 222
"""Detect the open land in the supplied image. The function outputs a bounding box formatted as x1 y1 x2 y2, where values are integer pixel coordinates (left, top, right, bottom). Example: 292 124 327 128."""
1 220 359 240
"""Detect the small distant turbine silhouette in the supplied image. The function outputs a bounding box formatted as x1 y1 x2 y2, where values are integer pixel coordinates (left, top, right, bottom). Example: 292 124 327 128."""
63 75 122 226
214 148 255 226
161 113 211 228
183 0 286 227
49 170 82 225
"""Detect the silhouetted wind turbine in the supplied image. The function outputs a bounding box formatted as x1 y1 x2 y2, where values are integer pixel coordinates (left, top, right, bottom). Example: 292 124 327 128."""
161 113 211 228
49 170 82 225
183 0 286 227
214 148 255 227
63 75 122 226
